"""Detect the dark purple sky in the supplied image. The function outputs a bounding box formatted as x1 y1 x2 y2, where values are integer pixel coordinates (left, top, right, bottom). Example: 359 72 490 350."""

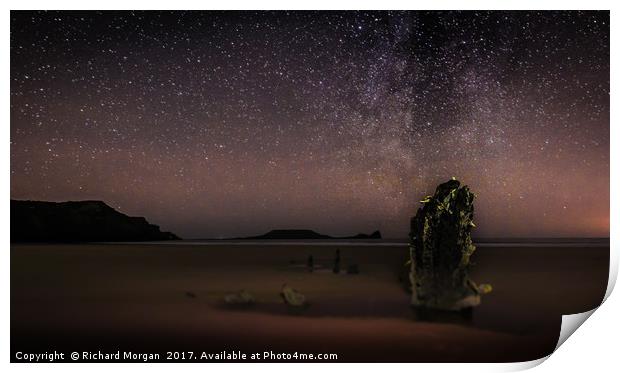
10 11 609 238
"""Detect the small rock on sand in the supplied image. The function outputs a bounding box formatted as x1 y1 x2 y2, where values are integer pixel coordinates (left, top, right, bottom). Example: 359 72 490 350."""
280 284 307 307
224 290 255 305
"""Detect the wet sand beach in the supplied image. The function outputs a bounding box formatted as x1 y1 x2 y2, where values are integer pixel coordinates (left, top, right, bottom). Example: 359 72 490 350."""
10 239 609 362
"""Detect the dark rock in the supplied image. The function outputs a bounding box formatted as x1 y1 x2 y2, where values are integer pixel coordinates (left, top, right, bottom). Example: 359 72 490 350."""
346 230 382 239
224 290 255 306
408 178 489 311
280 284 306 307
242 229 331 239
11 199 180 242
237 229 382 240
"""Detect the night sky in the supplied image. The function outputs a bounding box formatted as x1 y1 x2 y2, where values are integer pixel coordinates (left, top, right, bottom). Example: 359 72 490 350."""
10 11 609 238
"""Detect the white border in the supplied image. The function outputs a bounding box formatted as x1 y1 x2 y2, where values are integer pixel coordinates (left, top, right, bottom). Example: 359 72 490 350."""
3 1 617 372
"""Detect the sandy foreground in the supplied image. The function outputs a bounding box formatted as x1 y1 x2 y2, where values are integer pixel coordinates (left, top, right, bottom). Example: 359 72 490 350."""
10 242 609 362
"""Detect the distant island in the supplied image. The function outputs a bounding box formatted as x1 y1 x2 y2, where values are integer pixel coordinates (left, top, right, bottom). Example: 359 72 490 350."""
11 200 179 242
238 229 382 240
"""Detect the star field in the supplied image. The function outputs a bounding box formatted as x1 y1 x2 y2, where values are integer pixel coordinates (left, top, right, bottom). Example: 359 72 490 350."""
10 11 609 238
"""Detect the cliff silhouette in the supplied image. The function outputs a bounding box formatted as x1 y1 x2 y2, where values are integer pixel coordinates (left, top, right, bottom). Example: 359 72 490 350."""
11 200 179 242
240 229 381 240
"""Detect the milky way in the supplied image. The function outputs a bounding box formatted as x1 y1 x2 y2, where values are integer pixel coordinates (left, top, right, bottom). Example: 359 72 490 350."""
10 11 609 238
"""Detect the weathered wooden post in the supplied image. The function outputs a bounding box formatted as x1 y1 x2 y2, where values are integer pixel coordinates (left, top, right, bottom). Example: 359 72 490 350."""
409 178 490 311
